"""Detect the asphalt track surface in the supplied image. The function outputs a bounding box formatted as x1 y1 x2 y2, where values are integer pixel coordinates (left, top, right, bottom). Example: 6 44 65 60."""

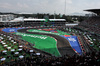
18 28 75 57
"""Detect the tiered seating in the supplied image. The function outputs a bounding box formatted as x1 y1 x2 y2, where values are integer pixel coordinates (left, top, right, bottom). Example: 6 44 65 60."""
77 16 100 34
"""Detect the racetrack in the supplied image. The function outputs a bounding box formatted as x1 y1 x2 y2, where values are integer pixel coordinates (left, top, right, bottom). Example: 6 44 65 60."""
17 28 75 57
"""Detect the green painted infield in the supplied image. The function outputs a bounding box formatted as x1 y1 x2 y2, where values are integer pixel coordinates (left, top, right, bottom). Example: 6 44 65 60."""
14 32 61 57
28 29 70 35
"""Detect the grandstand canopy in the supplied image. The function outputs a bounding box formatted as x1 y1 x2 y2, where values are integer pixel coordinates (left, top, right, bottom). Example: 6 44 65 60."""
84 9 100 15
24 19 66 21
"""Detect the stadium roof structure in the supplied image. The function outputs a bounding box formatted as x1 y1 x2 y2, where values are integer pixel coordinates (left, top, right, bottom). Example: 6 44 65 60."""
24 19 66 21
84 9 100 15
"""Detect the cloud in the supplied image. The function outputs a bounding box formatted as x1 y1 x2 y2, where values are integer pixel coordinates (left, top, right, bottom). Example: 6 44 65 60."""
0 0 100 15
17 3 29 8
67 0 72 4
0 2 31 12
0 3 13 9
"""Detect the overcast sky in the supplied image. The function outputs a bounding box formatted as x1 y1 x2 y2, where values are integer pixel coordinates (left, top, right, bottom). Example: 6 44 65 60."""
0 0 100 15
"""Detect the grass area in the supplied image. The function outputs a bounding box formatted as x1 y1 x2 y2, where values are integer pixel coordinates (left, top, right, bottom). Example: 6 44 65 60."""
0 36 30 62
28 29 70 35
22 29 71 56
14 32 61 57
28 29 60 35
0 38 18 51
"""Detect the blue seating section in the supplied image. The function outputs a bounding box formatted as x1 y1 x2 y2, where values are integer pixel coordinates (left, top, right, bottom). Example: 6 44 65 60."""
2 28 24 33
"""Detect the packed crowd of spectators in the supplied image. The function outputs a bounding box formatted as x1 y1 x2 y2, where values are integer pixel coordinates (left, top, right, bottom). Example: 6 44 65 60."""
2 51 100 66
0 26 100 66
77 16 100 35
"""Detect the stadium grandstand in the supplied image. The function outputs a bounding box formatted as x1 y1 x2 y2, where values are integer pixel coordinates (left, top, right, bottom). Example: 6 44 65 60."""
75 9 100 36
0 15 66 27
0 10 100 66
23 18 66 27
0 15 22 27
